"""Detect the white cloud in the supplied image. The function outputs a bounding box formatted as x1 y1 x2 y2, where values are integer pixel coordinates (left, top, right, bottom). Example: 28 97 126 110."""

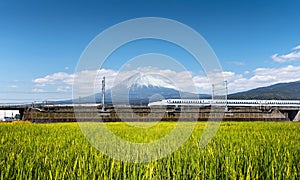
56 86 71 92
33 72 75 86
32 88 45 93
272 45 300 63
192 65 300 94
227 65 300 93
32 65 300 96
9 85 18 88
292 45 300 50
272 52 300 63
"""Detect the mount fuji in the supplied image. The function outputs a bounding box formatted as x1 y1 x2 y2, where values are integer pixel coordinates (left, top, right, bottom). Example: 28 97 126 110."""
65 77 300 105
74 73 209 105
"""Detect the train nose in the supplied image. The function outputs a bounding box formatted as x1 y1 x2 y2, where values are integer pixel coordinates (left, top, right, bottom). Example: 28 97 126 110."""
148 101 164 106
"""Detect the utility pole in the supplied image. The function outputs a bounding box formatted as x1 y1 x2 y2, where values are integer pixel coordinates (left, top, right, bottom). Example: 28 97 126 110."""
212 84 215 100
101 76 105 112
99 76 109 116
224 80 228 112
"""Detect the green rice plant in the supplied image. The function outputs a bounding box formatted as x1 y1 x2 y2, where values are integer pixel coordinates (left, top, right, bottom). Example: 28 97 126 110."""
0 122 299 179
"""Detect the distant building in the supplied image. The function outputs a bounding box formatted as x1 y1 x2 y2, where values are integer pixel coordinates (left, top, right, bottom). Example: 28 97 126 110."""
0 110 19 121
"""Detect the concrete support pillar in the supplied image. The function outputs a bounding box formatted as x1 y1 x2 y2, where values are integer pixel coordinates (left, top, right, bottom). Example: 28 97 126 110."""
293 110 300 122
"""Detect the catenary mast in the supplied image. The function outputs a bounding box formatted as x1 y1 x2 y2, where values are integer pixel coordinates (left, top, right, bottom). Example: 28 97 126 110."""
101 76 105 112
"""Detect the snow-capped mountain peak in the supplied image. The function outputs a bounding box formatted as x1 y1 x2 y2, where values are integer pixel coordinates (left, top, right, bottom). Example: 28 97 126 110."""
125 73 176 89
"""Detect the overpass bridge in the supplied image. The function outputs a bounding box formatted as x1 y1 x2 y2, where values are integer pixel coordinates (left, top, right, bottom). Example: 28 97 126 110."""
0 101 300 122
0 104 29 120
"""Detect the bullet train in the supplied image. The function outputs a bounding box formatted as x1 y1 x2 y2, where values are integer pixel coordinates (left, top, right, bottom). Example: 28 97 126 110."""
148 99 300 107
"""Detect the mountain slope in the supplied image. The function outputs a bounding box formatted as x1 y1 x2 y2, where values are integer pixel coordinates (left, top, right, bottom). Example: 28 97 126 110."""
228 81 300 100
70 73 208 105
102 73 204 105
69 76 300 105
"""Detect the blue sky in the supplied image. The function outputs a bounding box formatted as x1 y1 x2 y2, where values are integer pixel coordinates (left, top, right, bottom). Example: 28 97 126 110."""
1 0 300 103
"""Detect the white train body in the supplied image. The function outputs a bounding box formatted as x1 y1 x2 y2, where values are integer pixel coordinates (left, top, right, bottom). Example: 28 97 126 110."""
148 99 300 107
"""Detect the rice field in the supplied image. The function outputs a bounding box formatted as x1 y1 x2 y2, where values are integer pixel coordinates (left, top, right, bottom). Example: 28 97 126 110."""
0 121 299 179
